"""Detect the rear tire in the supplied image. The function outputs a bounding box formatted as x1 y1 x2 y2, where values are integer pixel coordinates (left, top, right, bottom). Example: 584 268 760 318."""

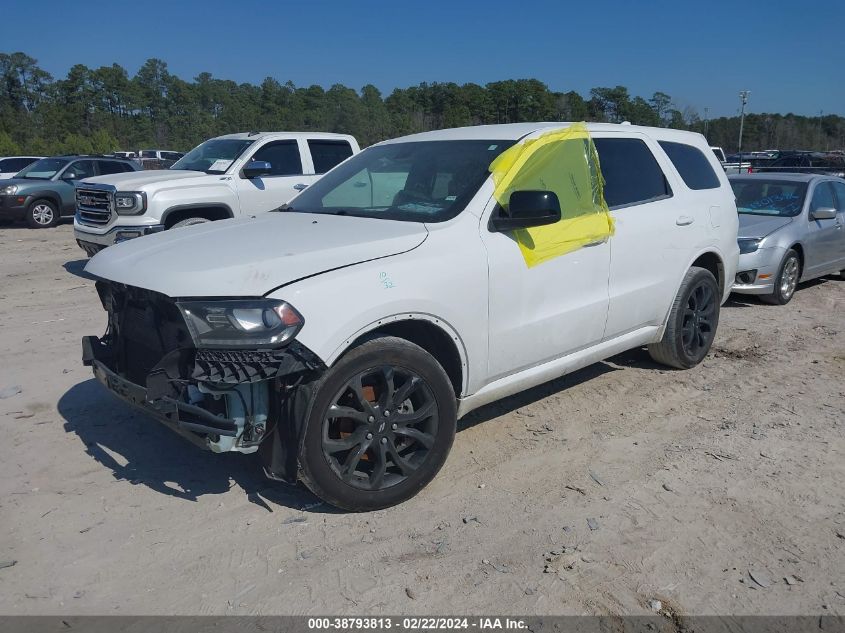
298 336 456 512
26 199 59 228
760 249 800 305
649 267 720 369
170 217 209 229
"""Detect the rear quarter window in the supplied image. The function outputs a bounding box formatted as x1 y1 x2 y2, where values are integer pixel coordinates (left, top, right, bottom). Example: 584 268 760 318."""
659 141 721 190
593 138 672 208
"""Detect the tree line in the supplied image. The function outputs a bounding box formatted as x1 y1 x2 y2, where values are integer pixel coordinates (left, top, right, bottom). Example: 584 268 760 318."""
1 52 843 156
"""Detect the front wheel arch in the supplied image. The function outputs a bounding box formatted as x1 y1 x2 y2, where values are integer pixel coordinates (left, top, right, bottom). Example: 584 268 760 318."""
329 315 467 398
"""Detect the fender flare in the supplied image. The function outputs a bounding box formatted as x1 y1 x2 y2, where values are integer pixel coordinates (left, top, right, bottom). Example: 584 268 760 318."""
326 312 470 396
161 202 235 226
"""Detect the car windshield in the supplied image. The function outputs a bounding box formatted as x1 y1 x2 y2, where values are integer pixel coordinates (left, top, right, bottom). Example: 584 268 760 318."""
731 179 808 216
284 140 515 223
15 158 69 180
170 139 254 174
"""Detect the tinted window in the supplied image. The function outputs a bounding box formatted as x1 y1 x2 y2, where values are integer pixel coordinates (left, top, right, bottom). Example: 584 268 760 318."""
65 160 96 180
97 160 131 175
810 182 836 212
308 140 354 174
593 138 671 207
832 182 845 213
1 157 37 171
162 152 183 161
730 178 807 217
659 141 721 190
249 141 302 176
140 150 157 159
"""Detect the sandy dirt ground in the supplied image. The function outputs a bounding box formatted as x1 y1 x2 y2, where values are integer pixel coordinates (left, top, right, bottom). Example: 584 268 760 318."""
0 223 843 617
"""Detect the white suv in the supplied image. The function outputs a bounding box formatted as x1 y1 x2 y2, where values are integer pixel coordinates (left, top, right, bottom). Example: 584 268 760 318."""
73 132 359 255
82 122 738 511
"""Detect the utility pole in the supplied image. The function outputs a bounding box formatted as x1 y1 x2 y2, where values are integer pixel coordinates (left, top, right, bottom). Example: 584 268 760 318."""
703 106 710 140
738 91 750 160
817 110 823 149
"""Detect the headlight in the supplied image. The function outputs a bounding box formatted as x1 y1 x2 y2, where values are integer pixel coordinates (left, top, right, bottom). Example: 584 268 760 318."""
178 299 303 349
1 185 18 195
114 192 146 215
737 238 762 254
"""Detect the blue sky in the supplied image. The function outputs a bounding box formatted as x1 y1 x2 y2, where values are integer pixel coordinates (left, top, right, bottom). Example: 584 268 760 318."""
3 0 842 118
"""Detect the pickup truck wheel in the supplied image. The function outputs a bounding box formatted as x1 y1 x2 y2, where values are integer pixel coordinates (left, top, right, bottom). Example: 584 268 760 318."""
760 250 800 305
170 217 209 229
299 337 456 511
648 266 720 369
26 199 59 228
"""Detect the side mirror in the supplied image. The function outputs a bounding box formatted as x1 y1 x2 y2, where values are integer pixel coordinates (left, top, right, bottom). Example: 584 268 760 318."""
490 190 561 232
810 206 837 220
242 161 273 179
62 172 78 181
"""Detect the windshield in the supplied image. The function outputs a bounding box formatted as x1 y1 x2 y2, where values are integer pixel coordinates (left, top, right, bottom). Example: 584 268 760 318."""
731 179 808 216
15 158 69 180
170 139 254 174
285 140 515 223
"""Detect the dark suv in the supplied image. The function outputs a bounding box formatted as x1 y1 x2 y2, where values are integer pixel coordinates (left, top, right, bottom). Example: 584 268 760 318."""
0 155 140 228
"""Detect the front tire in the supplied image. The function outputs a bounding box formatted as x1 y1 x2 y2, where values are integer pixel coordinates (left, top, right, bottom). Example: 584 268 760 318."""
26 199 59 228
170 217 210 229
299 337 456 512
649 266 720 369
760 249 800 305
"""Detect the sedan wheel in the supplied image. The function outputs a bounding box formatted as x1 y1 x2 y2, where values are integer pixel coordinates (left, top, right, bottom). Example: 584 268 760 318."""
761 250 800 305
299 337 456 511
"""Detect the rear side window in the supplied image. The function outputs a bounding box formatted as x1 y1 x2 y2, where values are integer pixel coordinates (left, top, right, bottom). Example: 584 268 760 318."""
1 157 36 172
308 140 354 174
162 152 183 161
97 160 132 175
659 141 721 190
593 138 671 208
249 140 303 176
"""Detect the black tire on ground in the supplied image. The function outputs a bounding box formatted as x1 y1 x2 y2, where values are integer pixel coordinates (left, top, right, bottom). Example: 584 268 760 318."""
648 266 720 369
26 199 59 228
298 336 456 512
760 249 801 305
170 217 210 229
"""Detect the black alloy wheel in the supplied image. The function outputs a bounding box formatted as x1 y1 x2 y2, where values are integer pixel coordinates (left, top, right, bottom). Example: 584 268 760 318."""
298 337 456 511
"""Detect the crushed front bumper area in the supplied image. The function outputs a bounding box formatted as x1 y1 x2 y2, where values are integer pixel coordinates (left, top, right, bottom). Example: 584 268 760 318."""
83 333 323 453
84 336 239 447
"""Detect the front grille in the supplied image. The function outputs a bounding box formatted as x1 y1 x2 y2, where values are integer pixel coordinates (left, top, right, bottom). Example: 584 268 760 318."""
76 188 113 225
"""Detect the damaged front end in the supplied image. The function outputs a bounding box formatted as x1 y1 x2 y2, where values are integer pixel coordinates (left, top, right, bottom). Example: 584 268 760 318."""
82 281 324 480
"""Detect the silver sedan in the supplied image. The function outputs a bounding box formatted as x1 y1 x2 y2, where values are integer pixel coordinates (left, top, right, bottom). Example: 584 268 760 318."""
729 173 845 304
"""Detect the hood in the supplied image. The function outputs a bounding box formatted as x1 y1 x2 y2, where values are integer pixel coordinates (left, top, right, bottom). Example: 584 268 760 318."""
737 214 794 239
0 177 48 189
85 212 428 297
81 170 208 190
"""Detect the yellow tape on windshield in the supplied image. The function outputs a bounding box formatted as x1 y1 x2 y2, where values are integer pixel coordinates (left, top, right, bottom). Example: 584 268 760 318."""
489 122 614 267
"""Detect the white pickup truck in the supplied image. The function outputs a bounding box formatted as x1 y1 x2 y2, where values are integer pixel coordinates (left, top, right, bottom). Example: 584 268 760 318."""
711 146 752 174
74 132 360 255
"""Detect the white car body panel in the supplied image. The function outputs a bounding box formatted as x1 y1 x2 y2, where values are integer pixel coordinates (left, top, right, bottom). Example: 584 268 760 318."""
85 212 427 298
87 122 739 419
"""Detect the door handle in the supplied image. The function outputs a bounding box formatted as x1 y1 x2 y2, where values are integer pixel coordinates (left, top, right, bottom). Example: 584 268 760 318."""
293 183 308 191
676 215 694 226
